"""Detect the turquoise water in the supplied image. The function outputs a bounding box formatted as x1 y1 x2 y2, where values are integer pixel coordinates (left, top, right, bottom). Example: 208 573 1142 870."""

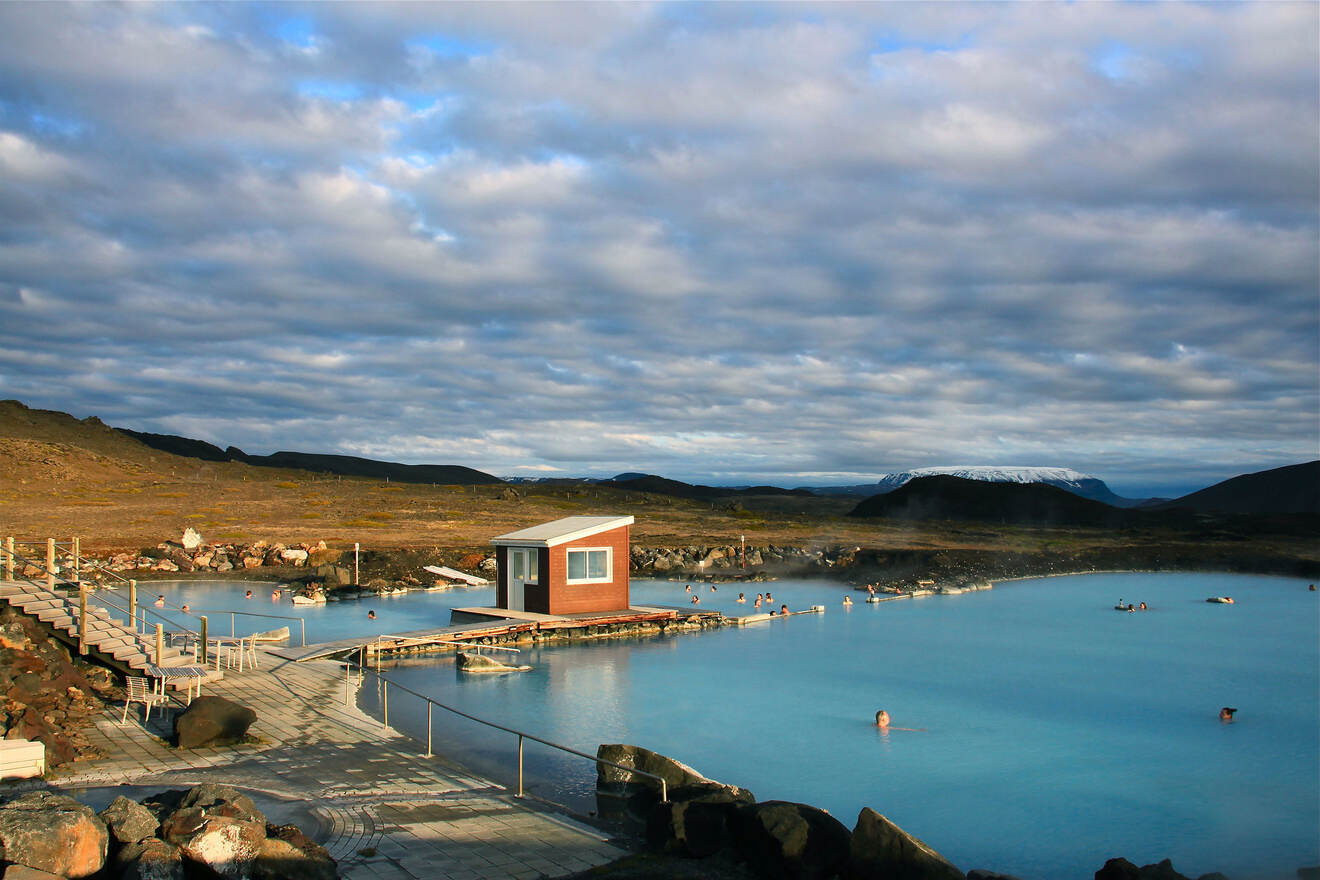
130 573 1319 879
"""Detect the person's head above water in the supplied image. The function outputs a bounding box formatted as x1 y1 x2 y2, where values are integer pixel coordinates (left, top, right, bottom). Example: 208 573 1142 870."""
875 709 890 728
1219 707 1237 721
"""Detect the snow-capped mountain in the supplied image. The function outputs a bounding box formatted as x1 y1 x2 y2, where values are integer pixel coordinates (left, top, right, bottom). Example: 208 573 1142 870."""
811 467 1149 507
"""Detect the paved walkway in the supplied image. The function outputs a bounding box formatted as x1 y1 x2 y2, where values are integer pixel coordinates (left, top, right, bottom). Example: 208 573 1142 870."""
33 648 630 879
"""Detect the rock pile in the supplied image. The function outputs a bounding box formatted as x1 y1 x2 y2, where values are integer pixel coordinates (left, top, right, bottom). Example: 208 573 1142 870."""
630 544 858 577
97 536 343 575
0 784 335 880
0 606 116 766
597 744 965 880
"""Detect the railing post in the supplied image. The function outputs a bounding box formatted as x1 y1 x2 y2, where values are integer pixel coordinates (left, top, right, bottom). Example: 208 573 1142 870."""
383 681 389 729
78 582 88 655
517 734 524 797
155 624 164 666
46 538 56 589
72 537 80 580
230 612 235 638
426 703 432 758
199 616 209 664
128 580 137 632
4 537 13 581
345 662 351 706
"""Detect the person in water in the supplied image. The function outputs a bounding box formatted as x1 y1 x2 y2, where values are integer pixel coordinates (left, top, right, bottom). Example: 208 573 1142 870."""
875 709 890 729
1139 602 1147 610
245 590 253 599
690 595 700 604
180 604 190 614
843 595 853 606
271 588 281 600
154 595 165 607
737 592 746 603
367 610 376 620
685 584 692 593
1219 707 1237 722
779 604 788 615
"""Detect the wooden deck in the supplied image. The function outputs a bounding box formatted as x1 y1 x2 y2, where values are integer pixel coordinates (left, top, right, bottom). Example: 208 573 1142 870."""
270 604 699 662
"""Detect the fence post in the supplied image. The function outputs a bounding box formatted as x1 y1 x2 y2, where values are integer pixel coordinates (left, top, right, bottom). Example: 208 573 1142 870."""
4 537 12 581
72 536 80 580
517 734 525 797
78 582 88 655
426 703 432 758
46 538 56 589
199 616 209 664
128 580 137 632
155 624 164 666
383 681 389 730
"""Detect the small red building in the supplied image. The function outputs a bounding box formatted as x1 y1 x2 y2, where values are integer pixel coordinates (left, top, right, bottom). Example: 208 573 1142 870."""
491 515 634 614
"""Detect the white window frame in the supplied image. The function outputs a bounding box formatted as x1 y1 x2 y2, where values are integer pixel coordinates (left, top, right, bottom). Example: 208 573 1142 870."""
565 547 612 584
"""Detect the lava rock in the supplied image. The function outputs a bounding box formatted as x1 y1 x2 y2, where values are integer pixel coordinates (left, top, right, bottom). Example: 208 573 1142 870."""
845 807 964 880
0 790 108 878
172 696 257 748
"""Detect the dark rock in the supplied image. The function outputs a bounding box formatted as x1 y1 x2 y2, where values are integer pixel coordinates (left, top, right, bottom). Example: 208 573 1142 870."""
1094 858 1198 880
251 824 337 880
172 696 257 748
846 807 964 880
733 800 851 880
598 744 754 802
0 790 108 878
647 783 755 858
967 872 1024 880
98 794 161 847
113 837 185 880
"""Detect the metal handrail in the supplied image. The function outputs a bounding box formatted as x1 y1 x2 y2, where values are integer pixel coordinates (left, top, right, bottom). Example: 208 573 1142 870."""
188 608 306 646
344 657 669 804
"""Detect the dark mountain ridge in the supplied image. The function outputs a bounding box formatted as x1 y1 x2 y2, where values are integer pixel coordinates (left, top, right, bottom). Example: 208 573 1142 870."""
116 427 502 486
1154 461 1319 515
847 475 1142 528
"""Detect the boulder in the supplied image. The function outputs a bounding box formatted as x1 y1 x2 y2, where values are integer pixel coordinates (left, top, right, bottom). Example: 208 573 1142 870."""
647 782 755 858
598 744 753 802
98 795 160 846
180 528 203 550
166 548 195 572
251 824 337 880
113 838 185 880
279 548 308 566
2 866 65 880
159 786 266 880
846 807 964 880
0 791 108 878
967 872 1024 880
1092 858 1217 880
307 547 342 567
733 800 851 880
172 696 257 749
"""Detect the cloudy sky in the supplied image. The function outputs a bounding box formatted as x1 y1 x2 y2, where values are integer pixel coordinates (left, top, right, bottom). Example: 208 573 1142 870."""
1 2 1316 497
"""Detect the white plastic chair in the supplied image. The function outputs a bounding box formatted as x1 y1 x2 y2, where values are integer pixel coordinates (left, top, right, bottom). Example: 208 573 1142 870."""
121 676 168 724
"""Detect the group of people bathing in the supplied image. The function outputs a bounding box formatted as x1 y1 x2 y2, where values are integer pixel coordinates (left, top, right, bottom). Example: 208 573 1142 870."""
685 584 789 614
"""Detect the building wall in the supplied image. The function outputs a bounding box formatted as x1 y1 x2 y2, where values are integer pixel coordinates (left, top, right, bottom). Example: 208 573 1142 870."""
546 525 630 614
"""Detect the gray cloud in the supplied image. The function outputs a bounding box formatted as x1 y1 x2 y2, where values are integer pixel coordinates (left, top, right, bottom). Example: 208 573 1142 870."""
0 2 1315 498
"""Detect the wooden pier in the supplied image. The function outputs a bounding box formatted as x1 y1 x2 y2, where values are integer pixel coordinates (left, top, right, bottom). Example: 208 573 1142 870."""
269 604 723 663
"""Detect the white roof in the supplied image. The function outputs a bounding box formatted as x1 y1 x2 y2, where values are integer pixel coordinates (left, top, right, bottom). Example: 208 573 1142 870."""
491 515 634 548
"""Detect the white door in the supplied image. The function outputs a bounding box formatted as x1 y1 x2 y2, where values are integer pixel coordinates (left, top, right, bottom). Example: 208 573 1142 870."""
508 548 537 611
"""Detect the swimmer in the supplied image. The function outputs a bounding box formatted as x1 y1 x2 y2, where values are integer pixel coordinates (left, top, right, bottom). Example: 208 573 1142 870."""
765 592 773 603
1127 604 1135 613
1219 707 1237 722
1310 584 1316 591
271 588 281 600
691 595 700 605
154 595 165 607
245 590 253 599
367 610 376 620
710 585 716 592
875 709 890 729
867 584 876 595
1139 602 1147 610
843 595 853 606
779 604 788 615
753 597 762 608
180 604 190 614
685 584 692 593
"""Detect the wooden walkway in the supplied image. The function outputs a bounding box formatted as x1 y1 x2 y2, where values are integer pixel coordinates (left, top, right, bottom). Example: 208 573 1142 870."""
271 604 703 663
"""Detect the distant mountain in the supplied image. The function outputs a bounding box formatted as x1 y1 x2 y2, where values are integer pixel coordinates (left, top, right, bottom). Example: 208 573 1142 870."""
1151 461 1320 515
601 474 814 502
117 428 502 486
847 475 1138 528
808 466 1149 507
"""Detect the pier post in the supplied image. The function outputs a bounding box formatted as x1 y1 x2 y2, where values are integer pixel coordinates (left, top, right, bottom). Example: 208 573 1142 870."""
78 582 88 655
128 580 137 632
46 538 56 589
199 616 208 664
155 624 164 666
4 537 12 581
